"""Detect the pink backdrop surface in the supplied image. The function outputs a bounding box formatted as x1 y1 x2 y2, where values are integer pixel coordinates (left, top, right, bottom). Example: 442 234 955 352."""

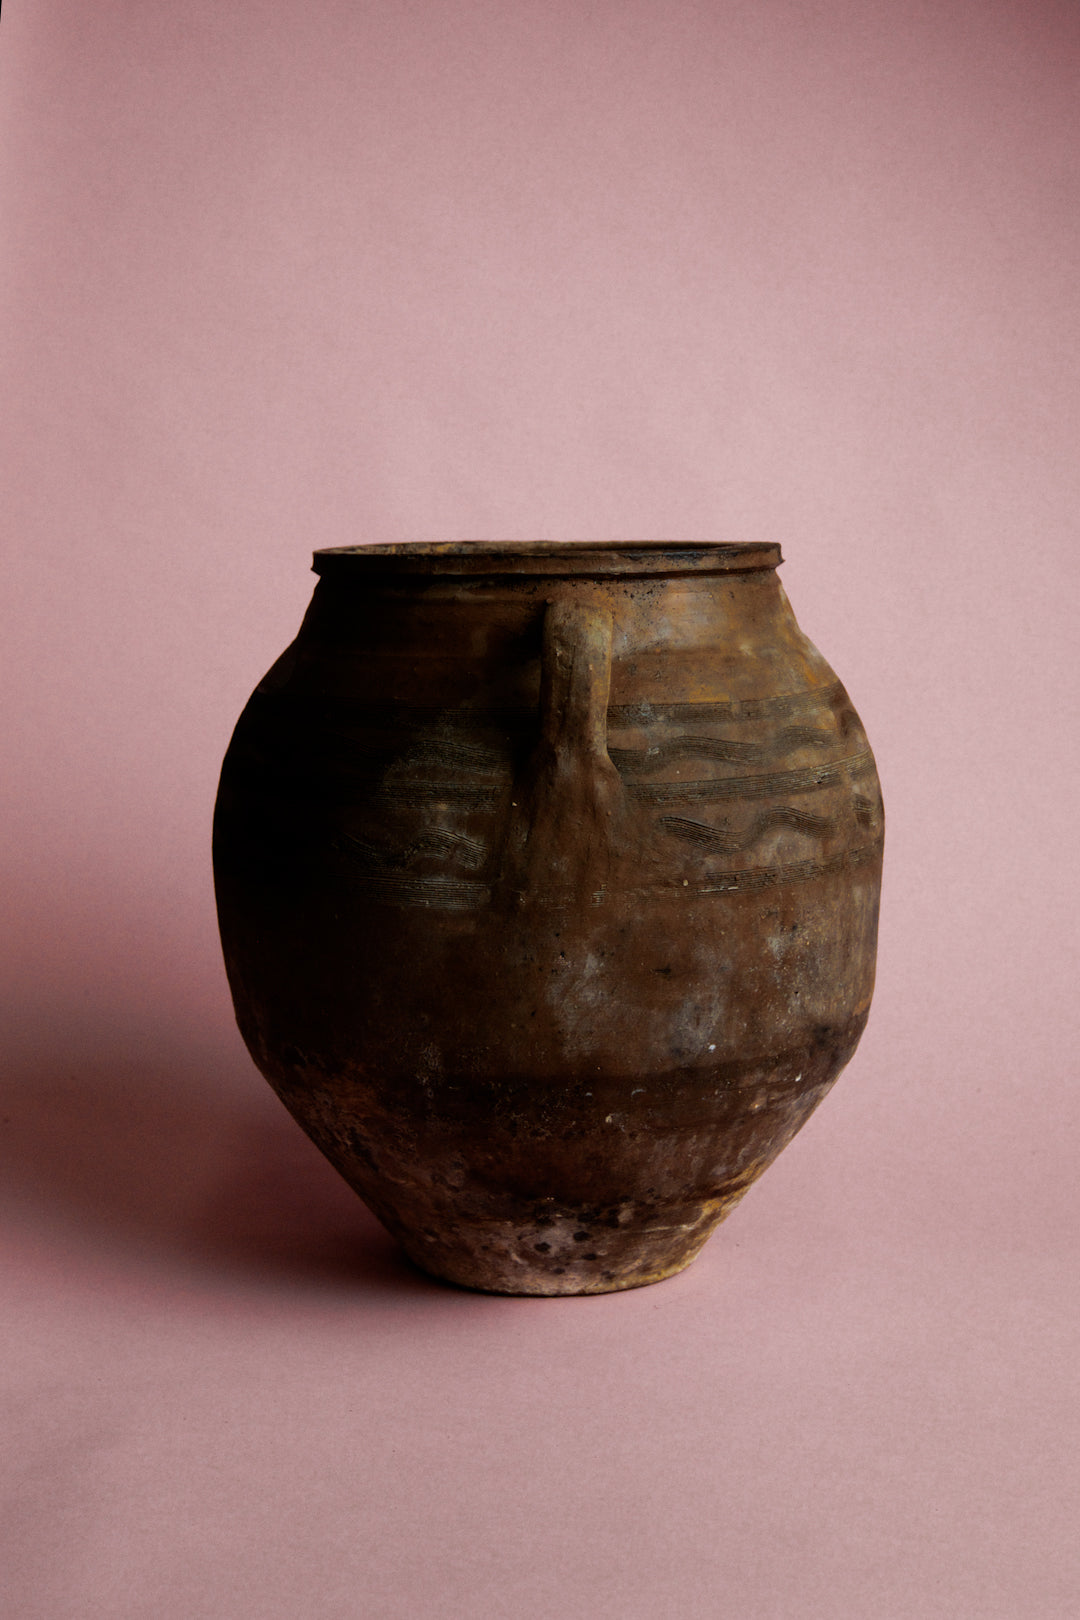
2 2 1078 1615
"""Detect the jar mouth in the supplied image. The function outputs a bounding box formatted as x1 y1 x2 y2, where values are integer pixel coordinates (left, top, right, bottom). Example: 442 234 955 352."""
312 541 782 578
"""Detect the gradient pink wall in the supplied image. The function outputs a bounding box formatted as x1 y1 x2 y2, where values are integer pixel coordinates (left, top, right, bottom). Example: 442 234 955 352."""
2 2 1078 1616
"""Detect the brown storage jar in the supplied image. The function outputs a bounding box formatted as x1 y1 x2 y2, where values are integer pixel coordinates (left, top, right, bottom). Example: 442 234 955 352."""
214 542 883 1293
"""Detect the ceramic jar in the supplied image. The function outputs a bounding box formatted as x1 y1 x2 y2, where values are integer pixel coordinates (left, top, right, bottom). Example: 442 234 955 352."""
214 542 883 1293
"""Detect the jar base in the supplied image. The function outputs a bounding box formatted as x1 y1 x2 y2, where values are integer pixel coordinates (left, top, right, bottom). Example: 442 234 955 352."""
389 1195 741 1296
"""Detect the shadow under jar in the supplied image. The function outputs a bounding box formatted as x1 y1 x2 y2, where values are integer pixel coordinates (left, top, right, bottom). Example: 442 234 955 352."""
213 541 883 1294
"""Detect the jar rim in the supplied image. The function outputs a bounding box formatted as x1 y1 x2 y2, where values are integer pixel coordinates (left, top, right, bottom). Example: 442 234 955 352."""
312 541 782 578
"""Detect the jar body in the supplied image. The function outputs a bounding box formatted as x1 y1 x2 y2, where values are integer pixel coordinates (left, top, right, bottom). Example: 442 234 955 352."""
213 544 883 1293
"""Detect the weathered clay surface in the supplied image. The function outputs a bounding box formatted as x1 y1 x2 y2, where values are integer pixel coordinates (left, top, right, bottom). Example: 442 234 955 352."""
213 542 883 1293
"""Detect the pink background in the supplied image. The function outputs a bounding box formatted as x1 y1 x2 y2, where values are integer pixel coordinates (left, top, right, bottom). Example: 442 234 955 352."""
2 1 1078 1614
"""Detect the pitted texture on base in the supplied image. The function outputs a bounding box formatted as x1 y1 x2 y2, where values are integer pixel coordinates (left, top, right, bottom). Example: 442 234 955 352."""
395 1200 737 1295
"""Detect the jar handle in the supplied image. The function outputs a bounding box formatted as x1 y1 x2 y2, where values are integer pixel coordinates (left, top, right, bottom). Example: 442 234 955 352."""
504 596 626 901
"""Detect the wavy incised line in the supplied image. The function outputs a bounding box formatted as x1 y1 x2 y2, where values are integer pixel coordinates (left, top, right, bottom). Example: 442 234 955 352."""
334 828 488 872
692 843 880 894
607 681 845 726
611 737 762 771
343 873 492 910
774 725 836 751
610 727 833 776
852 793 883 829
659 807 836 853
374 781 501 809
629 750 876 804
